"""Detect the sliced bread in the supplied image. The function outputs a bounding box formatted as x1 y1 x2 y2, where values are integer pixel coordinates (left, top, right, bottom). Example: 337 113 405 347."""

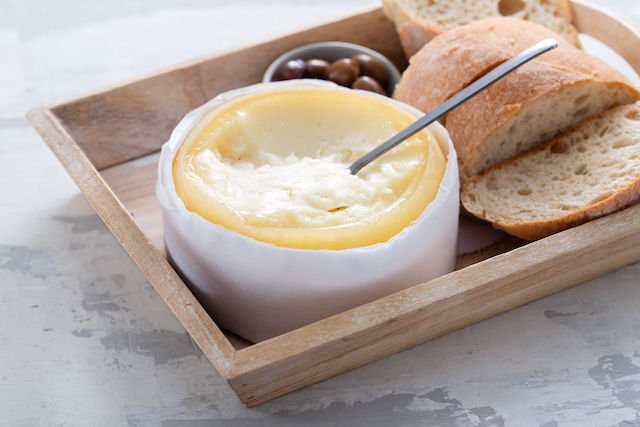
394 18 640 181
460 101 640 240
382 0 581 58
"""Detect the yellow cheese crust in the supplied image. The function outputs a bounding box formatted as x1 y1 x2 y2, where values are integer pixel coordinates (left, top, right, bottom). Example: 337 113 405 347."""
173 87 446 250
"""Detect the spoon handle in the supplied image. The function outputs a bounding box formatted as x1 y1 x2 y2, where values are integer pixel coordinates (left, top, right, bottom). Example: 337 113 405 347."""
349 38 559 175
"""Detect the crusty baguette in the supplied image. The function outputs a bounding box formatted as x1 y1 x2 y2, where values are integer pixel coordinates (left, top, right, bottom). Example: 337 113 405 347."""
382 0 581 58
394 17 578 121
461 101 640 240
395 18 640 181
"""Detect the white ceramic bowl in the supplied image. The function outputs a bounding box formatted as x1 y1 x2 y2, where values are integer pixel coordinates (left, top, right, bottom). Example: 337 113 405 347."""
262 41 402 96
156 80 459 343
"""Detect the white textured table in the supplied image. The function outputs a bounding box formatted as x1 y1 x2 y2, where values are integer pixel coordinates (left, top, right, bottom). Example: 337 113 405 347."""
2 1 640 426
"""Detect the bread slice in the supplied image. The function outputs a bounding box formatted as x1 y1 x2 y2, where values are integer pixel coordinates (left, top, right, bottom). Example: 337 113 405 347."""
461 101 640 240
394 18 640 181
382 0 581 58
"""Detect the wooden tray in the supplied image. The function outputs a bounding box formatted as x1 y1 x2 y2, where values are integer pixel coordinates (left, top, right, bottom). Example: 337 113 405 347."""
27 0 640 407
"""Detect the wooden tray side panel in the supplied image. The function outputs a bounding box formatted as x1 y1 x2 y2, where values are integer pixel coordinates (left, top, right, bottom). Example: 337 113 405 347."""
50 6 406 171
570 0 640 73
26 107 237 377
229 203 640 406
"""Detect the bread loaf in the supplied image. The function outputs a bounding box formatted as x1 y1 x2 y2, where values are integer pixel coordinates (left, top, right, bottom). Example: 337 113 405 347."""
461 101 640 240
394 18 640 181
382 0 581 58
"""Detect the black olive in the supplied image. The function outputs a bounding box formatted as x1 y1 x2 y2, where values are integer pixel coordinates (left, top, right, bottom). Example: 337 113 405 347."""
352 54 388 87
325 58 360 87
305 58 330 79
352 76 386 95
271 59 307 81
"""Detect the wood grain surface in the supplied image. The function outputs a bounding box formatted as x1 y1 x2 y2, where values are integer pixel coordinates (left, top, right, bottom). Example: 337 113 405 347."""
47 5 406 171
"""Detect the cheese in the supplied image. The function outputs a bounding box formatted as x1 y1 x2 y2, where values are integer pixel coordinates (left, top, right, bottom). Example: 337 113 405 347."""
172 86 446 250
157 81 460 341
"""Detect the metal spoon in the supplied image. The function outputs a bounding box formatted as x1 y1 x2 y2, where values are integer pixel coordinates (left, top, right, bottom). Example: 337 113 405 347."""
348 38 559 175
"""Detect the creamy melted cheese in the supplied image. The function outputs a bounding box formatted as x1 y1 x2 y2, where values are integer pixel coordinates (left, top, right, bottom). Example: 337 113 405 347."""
173 87 446 249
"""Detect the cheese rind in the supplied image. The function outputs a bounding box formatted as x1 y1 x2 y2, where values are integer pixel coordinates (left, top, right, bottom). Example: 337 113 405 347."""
156 80 460 341
173 87 446 250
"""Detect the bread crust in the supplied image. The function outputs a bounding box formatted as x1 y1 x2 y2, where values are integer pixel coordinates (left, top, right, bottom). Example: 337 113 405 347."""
394 18 577 118
395 17 640 179
382 0 581 58
467 172 640 241
461 102 640 240
382 0 444 59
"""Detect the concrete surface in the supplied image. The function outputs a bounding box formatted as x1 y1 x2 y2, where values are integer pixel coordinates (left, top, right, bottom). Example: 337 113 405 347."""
1 1 640 426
